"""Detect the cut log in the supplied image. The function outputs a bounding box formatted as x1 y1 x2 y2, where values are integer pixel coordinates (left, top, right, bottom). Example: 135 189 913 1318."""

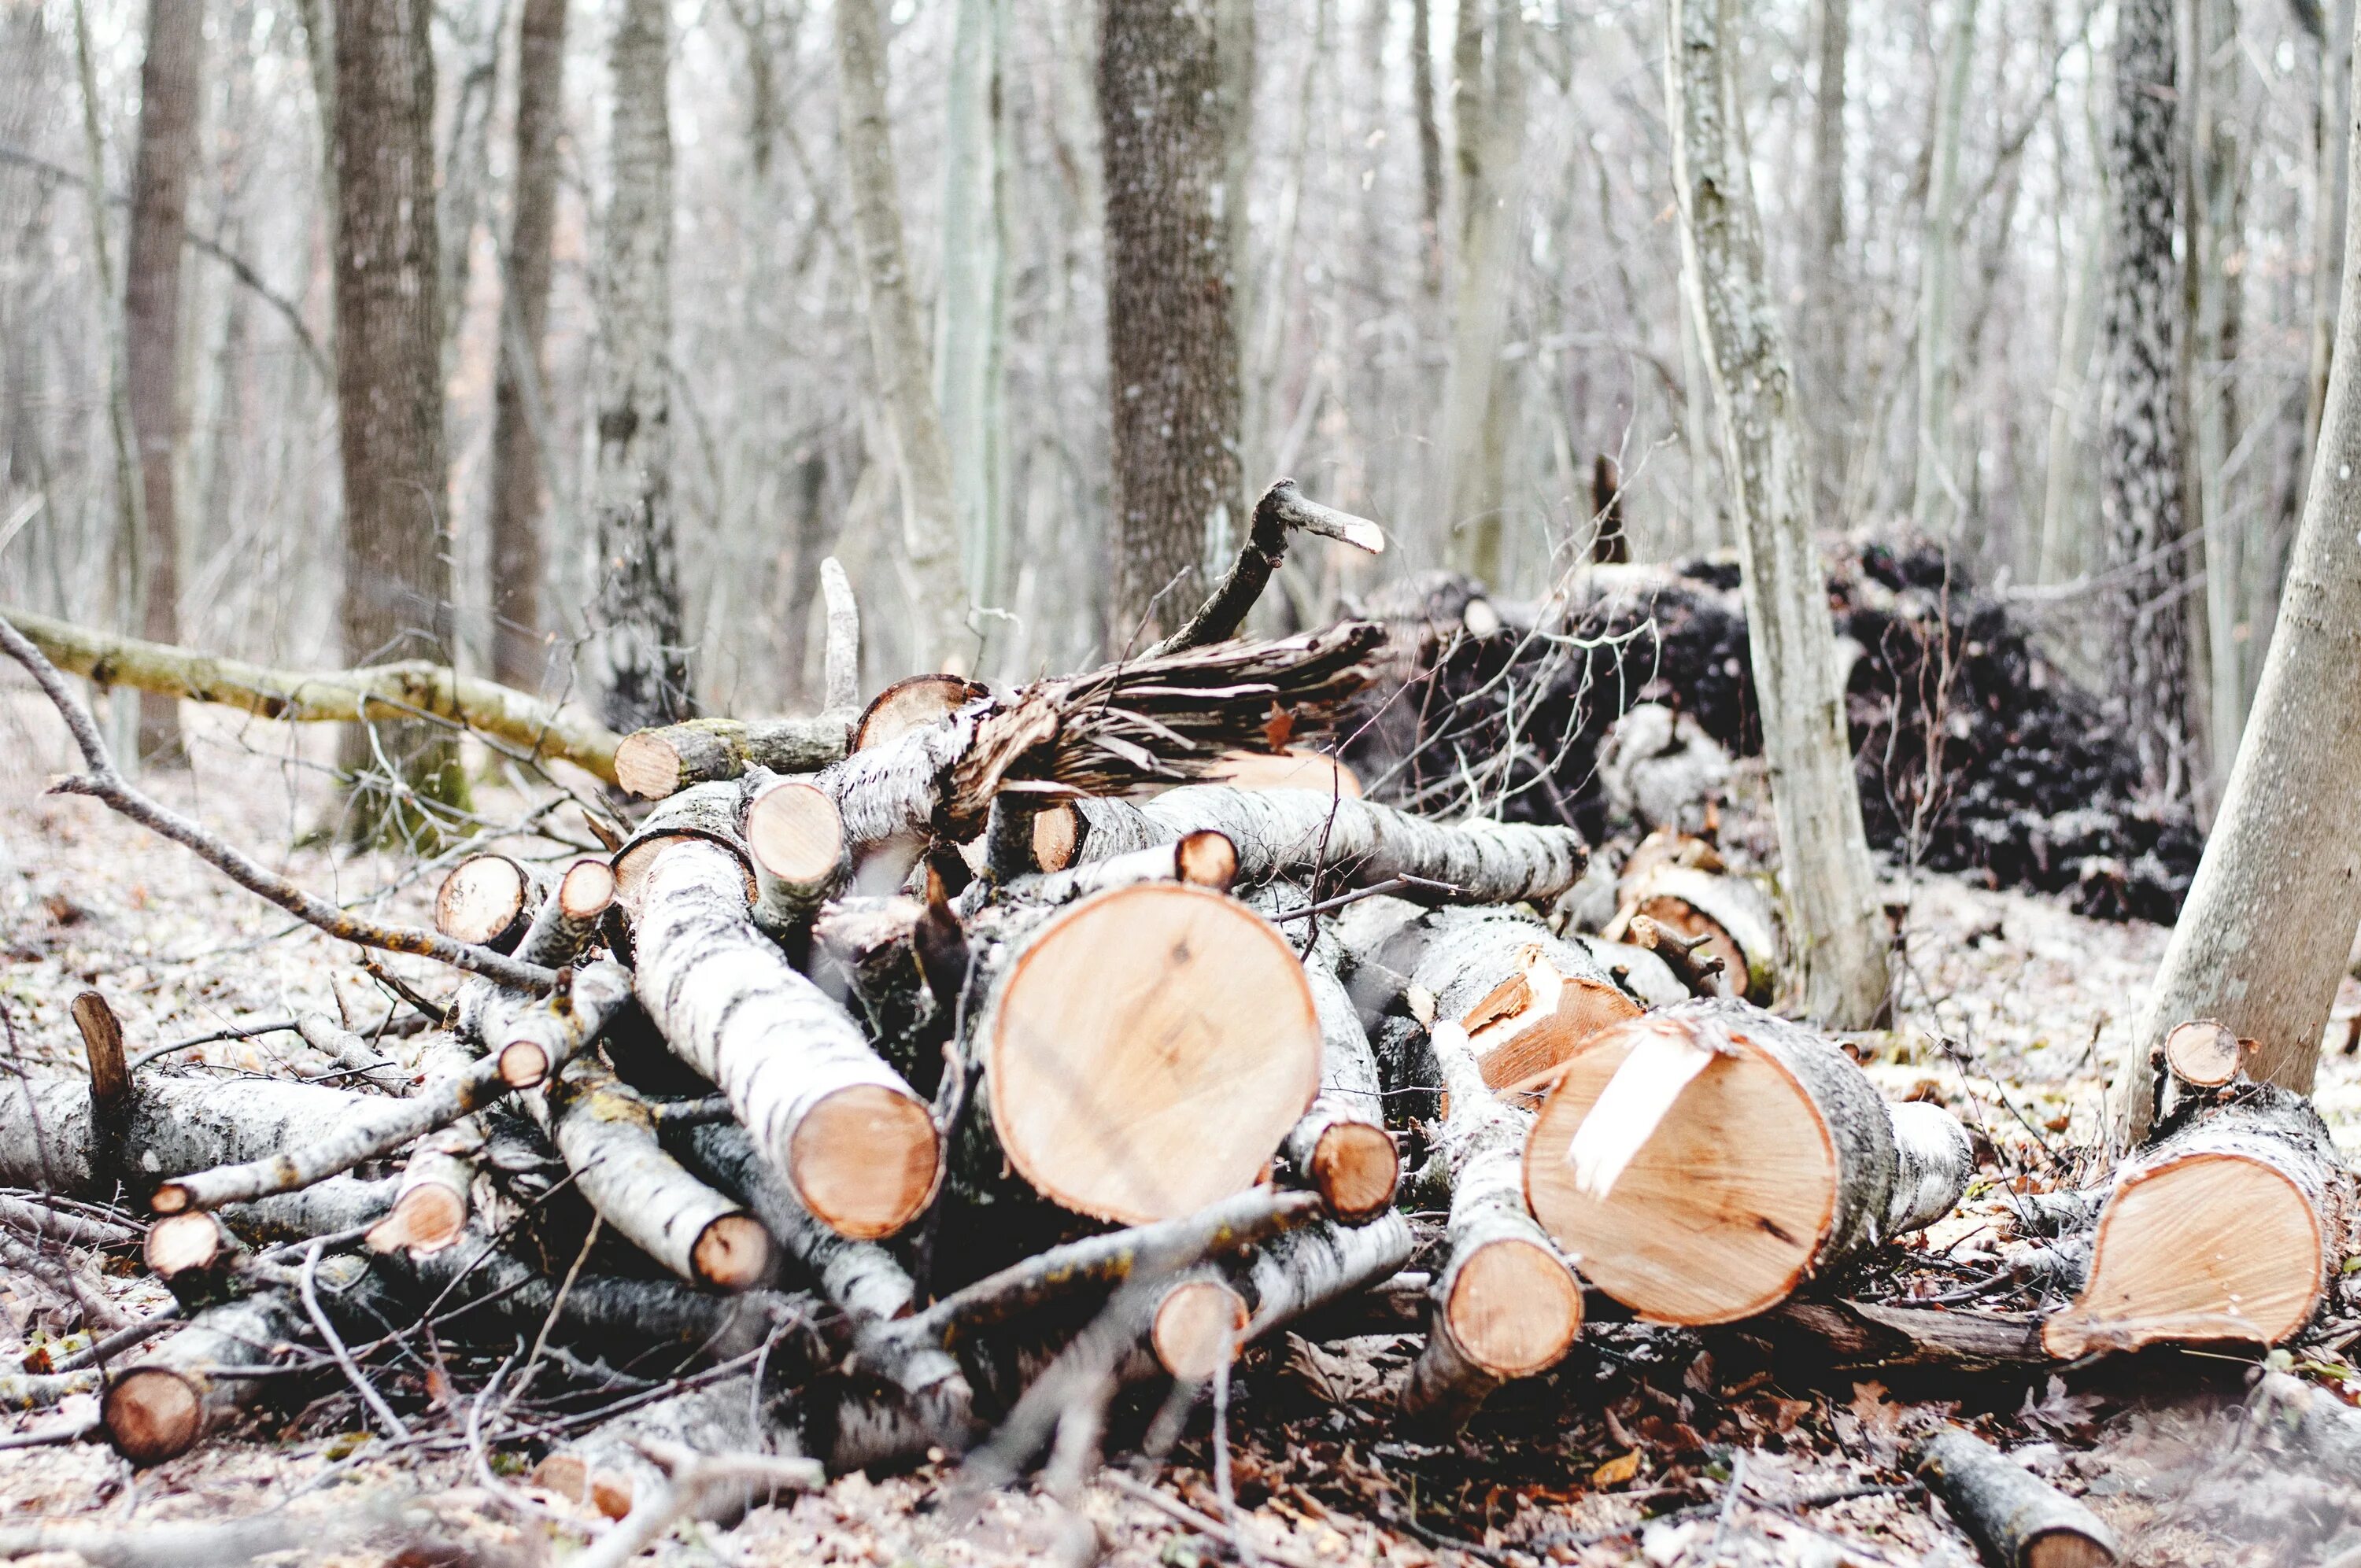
1062 786 1588 906
0 1074 365 1200
1608 860 1777 1005
978 829 1243 913
633 837 940 1239
1150 1211 1417 1381
2043 1086 2352 1357
855 674 988 751
1401 1022 1582 1430
536 1374 804 1527
1524 998 1974 1325
614 714 852 800
1149 1273 1249 1382
150 965 630 1212
970 883 1321 1224
1269 916 1395 1223
611 780 757 917
745 775 849 936
675 1121 922 1329
532 1054 772 1291
1915 1424 2119 1568
480 958 636 1090
2161 1019 2246 1089
434 854 545 950
362 1145 473 1256
513 858 618 968
214 1175 401 1249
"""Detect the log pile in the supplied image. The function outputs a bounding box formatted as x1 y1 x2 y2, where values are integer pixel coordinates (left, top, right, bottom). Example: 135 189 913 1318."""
0 528 2332 1565
1338 541 2204 922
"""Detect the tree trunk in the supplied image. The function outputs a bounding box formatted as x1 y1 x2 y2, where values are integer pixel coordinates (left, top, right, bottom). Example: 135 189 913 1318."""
1410 0 1443 296
937 0 1008 641
591 0 691 732
2307 0 2355 492
1662 0 1891 1027
488 0 567 692
1802 0 1850 518
1099 0 1246 645
2112 6 2361 1134
331 0 464 836
2037 198 2105 585
1439 0 1527 585
2098 0 2196 799
438 0 507 377
124 0 201 766
835 0 972 670
2192 0 2251 795
1908 0 1979 538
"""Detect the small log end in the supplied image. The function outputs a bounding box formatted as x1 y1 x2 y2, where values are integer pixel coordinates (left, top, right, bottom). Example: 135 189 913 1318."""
102 1367 201 1466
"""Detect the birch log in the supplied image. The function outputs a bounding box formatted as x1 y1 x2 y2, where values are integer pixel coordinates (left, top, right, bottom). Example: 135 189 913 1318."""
0 1074 363 1198
1055 786 1587 905
632 837 940 1238
1150 1211 1416 1380
613 714 852 801
1278 928 1398 1223
1401 1022 1581 1430
1916 1424 2119 1568
1524 998 1973 1324
2045 1085 2352 1357
434 854 545 950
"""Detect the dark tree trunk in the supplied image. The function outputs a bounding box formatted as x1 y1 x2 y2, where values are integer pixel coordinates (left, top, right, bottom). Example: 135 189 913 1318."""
125 0 201 766
331 0 464 836
488 0 567 692
591 0 692 731
1098 0 1245 647
2100 0 2196 799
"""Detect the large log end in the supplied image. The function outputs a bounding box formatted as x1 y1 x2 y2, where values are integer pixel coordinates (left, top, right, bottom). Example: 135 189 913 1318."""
1443 1238 1583 1378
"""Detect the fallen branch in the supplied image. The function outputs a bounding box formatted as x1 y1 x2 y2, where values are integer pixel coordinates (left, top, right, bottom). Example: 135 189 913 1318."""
1915 1423 2119 1567
1147 478 1386 658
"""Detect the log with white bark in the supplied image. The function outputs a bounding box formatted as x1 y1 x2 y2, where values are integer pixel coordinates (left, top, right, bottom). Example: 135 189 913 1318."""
1606 855 1779 1005
613 714 854 800
0 1194 137 1250
970 829 1242 915
2044 1085 2353 1358
361 1145 472 1256
1400 1022 1582 1430
150 964 631 1212
854 673 986 751
530 1053 772 1291
292 1012 402 1090
461 957 637 1090
962 883 1322 1224
745 773 850 937
1915 1423 2119 1568
0 1074 364 1200
1277 927 1398 1224
1051 786 1588 906
534 1374 812 1528
1524 998 1975 1325
631 837 940 1239
434 854 547 950
1148 1211 1415 1381
512 857 617 968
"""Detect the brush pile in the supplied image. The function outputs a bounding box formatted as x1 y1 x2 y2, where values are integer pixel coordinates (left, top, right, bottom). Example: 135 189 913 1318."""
1338 541 2204 923
0 491 2331 1568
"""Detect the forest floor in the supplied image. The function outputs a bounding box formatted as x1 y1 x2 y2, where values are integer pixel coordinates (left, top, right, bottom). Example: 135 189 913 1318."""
3 688 2360 1566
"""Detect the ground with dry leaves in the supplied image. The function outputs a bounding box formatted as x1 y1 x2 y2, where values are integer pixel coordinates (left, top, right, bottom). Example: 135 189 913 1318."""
4 687 2361 1566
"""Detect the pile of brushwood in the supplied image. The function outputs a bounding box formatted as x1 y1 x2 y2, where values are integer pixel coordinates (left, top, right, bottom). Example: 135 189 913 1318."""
1339 540 2204 923
0 487 2344 1568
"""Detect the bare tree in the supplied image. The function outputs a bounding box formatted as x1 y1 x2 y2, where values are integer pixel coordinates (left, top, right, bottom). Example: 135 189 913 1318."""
2114 4 2361 1139
1802 0 1850 516
438 0 509 377
1908 0 1979 538
591 0 691 731
331 0 464 832
1665 0 1891 1028
937 0 1008 629
2097 0 2195 799
836 0 972 670
124 0 202 764
1410 0 1443 293
487 0 567 692
1099 0 1247 645
2189 0 2251 792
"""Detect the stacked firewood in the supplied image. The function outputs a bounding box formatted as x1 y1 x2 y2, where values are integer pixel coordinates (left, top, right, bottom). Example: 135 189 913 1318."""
0 493 2340 1568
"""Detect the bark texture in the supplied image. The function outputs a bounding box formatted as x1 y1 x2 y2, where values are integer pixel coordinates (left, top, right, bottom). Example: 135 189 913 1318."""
331 0 463 832
124 0 201 764
488 0 568 690
1099 0 1245 643
2098 0 2195 799
1915 1424 2120 1568
1663 0 1890 1028
592 0 690 732
2112 0 2361 1133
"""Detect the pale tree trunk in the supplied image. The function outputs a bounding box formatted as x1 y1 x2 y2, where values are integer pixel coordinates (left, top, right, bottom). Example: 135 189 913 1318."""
125 0 202 766
1908 0 1979 539
488 0 567 692
70 0 149 772
2191 0 2250 795
592 0 692 731
2306 0 2355 485
2038 191 2104 585
2098 0 2196 799
1440 0 1527 586
331 0 466 836
439 0 507 378
1410 0 1444 296
2112 2 2361 1141
1665 0 1891 1028
936 0 1008 639
1802 0 1850 519
836 0 972 670
1099 0 1247 645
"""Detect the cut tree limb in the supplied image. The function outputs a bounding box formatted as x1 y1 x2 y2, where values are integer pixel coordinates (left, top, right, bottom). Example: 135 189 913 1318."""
1401 1021 1582 1431
1277 925 1398 1224
676 1121 922 1328
1149 1211 1416 1381
2 605 626 780
1915 1423 2119 1568
614 714 853 801
434 854 545 950
512 858 617 968
631 838 940 1238
1524 998 1973 1324
362 1146 471 1255
1 1074 366 1200
2045 1084 2352 1357
745 774 849 937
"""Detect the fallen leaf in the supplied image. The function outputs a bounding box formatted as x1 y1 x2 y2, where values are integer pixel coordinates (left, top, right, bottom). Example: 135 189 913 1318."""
1591 1449 1642 1487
